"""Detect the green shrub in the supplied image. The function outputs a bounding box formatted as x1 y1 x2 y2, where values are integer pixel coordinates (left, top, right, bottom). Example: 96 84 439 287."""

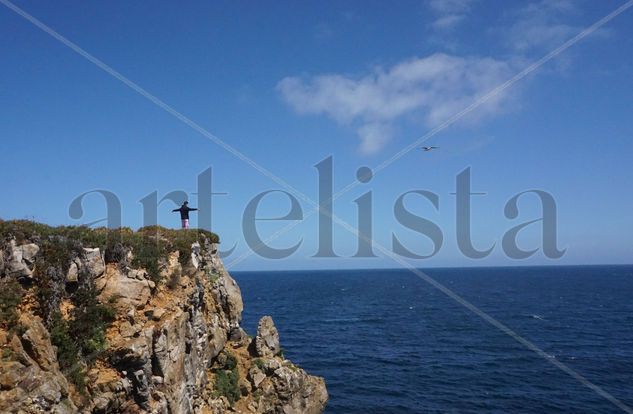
213 351 240 405
49 312 84 390
224 352 238 370
0 220 220 287
207 269 220 284
107 294 122 304
48 283 116 391
2 347 14 360
214 369 240 405
0 278 24 331
130 237 166 284
37 236 82 274
70 285 116 361
253 389 263 401
66 363 87 393
0 220 222 391
253 358 265 371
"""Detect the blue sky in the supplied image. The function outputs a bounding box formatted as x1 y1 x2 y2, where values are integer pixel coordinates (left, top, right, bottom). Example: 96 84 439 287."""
1 0 632 270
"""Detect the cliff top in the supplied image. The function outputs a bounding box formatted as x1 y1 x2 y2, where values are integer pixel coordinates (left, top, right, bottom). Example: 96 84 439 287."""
0 219 219 282
0 219 219 246
0 219 328 413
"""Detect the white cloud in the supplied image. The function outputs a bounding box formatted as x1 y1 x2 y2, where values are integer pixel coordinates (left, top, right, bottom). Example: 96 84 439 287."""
503 0 579 52
277 53 515 154
276 1 607 155
432 14 465 31
428 0 473 15
357 123 393 155
427 0 475 31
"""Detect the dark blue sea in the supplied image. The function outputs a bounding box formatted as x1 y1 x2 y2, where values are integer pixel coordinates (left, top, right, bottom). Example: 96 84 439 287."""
232 266 633 413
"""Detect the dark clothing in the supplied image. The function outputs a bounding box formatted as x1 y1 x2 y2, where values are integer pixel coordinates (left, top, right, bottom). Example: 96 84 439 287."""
172 206 197 220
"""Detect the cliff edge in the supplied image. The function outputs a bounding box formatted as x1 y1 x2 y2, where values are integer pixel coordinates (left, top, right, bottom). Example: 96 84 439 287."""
0 220 327 413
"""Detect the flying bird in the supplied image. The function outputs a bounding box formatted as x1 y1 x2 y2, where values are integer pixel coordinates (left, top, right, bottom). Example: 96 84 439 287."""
421 146 439 152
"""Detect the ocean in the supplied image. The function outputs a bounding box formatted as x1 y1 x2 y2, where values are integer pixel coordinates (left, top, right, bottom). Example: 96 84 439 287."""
232 266 633 413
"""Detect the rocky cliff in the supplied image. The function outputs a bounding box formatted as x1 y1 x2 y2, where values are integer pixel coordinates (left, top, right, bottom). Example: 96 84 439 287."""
0 221 327 413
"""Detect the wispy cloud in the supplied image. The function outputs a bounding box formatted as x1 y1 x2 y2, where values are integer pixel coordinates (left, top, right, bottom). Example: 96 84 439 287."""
427 0 475 31
277 0 613 155
277 53 514 154
502 0 579 52
432 14 466 31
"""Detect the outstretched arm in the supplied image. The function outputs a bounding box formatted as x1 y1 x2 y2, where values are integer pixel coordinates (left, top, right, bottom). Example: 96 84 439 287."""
190 208 198 211
172 208 180 212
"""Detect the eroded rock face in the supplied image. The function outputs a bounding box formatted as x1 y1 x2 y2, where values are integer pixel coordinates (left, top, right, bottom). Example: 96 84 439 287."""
66 247 105 283
262 364 328 414
0 235 328 414
95 265 153 310
82 247 106 278
192 241 243 328
0 314 77 413
254 316 281 358
4 240 39 279
242 317 328 414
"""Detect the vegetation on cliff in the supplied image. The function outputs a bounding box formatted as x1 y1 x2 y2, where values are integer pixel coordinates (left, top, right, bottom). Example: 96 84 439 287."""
0 220 219 280
0 219 220 391
213 351 241 405
0 219 327 414
0 277 23 333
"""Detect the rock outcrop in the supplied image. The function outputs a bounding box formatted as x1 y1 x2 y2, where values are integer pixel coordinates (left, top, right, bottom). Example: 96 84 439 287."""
253 316 280 358
4 240 39 280
243 317 327 414
0 222 327 413
0 314 77 413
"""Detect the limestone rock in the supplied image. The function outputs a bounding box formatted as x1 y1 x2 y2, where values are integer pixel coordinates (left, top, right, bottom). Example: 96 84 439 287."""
4 240 39 279
195 239 243 328
152 307 166 321
229 328 248 342
0 313 77 414
249 366 267 388
66 261 79 282
214 271 243 328
239 377 252 395
109 327 153 372
254 316 280 358
19 243 39 263
82 247 105 278
95 265 152 309
65 248 105 283
18 314 58 372
118 321 139 338
190 242 202 270
258 364 328 414
260 357 281 375
190 241 219 271
0 230 327 414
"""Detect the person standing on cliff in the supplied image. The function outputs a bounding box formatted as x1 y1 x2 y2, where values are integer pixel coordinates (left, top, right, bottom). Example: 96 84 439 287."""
172 201 197 229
